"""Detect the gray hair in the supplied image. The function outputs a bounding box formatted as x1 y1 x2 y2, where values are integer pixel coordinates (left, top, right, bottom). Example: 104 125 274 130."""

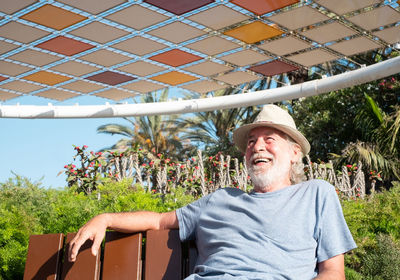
286 136 306 184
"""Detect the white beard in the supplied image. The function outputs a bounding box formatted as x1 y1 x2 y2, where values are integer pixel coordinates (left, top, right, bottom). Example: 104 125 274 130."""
246 154 291 191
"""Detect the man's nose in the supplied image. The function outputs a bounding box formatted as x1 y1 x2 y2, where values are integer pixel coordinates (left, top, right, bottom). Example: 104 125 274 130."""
253 137 266 152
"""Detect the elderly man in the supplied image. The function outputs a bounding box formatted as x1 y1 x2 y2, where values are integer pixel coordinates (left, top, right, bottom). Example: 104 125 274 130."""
69 104 356 279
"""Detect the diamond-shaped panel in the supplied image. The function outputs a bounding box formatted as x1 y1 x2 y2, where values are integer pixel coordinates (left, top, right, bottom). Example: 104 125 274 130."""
122 80 166 93
61 80 104 93
1 80 43 93
249 60 298 76
0 21 50 44
300 22 357 44
0 90 19 101
79 50 132 67
188 5 249 30
20 4 87 30
148 22 206 44
69 22 129 44
117 61 166 76
220 50 271 67
86 71 135 86
93 88 136 101
214 71 260 85
373 26 400 44
347 6 400 31
0 41 19 55
0 0 37 14
8 49 60 66
328 37 382 56
183 61 232 76
258 36 310 56
23 71 71 85
268 6 330 30
112 37 166 56
144 0 214 15
0 61 32 76
224 21 284 44
186 36 239 56
106 5 169 30
317 0 381 15
50 61 99 76
0 76 8 82
58 0 127 14
36 36 95 56
231 0 299 15
149 49 202 67
35 88 78 101
287 49 337 67
182 80 228 93
151 71 197 85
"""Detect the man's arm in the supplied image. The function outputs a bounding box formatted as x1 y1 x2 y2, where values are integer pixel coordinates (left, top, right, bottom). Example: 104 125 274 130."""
313 254 345 280
68 210 178 262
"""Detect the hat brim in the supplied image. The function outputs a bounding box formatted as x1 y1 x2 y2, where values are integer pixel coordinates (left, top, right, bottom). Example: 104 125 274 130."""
233 121 310 155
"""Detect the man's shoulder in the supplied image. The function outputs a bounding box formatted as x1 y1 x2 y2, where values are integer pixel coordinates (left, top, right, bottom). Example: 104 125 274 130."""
300 179 336 195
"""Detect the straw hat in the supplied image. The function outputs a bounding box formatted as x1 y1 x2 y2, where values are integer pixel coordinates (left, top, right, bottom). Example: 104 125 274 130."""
233 104 310 155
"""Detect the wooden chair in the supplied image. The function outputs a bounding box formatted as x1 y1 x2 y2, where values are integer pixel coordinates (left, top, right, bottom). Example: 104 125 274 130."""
23 229 198 280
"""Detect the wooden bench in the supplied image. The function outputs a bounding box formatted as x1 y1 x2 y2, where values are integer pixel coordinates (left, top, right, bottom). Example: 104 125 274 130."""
24 229 198 280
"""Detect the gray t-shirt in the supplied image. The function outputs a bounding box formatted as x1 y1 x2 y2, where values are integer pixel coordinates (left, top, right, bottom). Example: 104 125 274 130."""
176 179 356 280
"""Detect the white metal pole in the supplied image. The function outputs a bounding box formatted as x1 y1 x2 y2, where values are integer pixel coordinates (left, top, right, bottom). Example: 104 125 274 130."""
1 55 400 119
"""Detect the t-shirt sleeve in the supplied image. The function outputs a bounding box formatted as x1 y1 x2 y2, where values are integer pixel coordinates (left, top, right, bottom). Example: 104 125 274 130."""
316 181 357 262
176 192 212 242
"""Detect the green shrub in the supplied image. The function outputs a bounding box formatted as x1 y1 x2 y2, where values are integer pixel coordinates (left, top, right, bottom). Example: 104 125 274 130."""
361 233 400 280
345 267 363 280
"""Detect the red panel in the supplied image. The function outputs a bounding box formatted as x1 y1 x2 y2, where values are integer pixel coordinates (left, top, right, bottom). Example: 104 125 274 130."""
149 49 202 67
0 75 8 82
144 0 214 15
231 0 299 15
249 60 298 76
87 71 135 85
36 36 95 56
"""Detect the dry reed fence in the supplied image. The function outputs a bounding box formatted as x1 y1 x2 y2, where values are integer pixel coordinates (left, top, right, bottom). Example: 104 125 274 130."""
103 151 367 199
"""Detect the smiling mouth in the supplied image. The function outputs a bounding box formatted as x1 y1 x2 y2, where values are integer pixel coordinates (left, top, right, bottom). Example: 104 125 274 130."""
253 158 271 164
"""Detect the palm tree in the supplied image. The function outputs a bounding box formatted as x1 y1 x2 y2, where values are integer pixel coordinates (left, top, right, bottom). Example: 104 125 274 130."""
97 90 194 160
175 80 269 156
332 93 400 183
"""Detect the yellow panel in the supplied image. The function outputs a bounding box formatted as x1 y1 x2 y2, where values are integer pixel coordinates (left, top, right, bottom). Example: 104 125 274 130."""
151 71 197 86
224 21 283 44
21 4 87 30
23 71 71 85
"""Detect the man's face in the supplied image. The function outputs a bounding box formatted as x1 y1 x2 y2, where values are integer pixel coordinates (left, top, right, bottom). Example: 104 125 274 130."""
245 127 299 191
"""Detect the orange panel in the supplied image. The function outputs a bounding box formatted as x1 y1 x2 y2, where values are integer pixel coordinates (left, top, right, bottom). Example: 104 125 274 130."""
231 0 299 15
224 21 283 44
21 4 87 30
23 71 71 85
149 49 202 67
151 71 197 85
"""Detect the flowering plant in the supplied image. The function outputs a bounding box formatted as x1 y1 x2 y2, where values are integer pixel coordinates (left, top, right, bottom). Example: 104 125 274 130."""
62 145 105 194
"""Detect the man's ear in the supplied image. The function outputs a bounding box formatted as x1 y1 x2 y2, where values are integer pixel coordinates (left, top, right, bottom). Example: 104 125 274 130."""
290 144 302 164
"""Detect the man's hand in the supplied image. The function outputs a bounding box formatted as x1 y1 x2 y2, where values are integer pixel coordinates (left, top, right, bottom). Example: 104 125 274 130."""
313 254 345 280
68 213 109 262
67 210 178 262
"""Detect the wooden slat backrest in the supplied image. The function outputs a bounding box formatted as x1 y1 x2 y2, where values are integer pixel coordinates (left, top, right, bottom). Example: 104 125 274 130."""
144 229 182 280
102 231 143 280
23 233 64 280
61 233 101 280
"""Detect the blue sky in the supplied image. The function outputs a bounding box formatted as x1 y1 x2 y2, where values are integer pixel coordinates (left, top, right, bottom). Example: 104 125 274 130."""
0 94 140 188
0 115 126 188
0 87 190 188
